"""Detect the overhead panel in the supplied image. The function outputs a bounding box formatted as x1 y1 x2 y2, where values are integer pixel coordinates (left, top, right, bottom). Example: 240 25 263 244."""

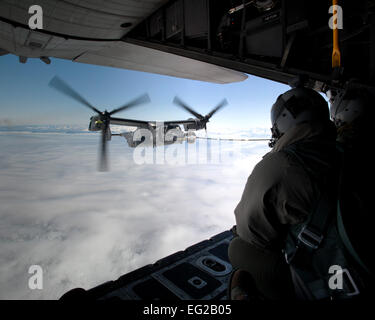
0 0 167 39
0 0 248 84
184 0 209 39
165 0 183 39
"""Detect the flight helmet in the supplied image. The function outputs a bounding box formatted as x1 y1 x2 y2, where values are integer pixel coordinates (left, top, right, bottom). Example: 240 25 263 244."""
329 88 368 128
270 87 329 147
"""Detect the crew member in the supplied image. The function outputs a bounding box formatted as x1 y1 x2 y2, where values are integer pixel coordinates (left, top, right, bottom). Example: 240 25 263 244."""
228 87 337 300
329 86 375 285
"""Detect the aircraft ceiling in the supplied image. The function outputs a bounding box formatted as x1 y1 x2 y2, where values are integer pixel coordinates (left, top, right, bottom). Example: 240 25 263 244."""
0 0 247 84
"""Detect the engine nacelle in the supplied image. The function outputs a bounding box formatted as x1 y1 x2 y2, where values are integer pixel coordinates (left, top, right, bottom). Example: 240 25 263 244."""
183 119 205 131
89 115 103 131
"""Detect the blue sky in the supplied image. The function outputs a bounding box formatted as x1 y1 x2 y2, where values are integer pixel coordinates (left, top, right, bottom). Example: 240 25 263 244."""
0 54 289 129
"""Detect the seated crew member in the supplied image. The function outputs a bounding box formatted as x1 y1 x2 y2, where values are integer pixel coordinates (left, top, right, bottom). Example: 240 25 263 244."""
228 87 338 300
329 86 375 286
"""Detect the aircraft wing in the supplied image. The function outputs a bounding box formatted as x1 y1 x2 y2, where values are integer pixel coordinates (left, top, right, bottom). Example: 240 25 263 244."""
163 120 196 126
110 117 196 128
0 0 247 84
109 117 150 129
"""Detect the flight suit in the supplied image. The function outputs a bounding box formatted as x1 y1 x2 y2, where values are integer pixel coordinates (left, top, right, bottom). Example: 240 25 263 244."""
229 120 337 300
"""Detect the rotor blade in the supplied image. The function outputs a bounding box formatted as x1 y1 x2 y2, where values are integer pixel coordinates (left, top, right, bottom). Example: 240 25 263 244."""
99 121 109 172
109 94 151 116
206 99 228 119
173 96 204 120
49 76 102 114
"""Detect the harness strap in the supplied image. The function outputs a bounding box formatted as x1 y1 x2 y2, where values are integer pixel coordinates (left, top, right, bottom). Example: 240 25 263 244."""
282 143 337 300
283 144 336 253
284 142 370 300
336 145 374 279
337 200 374 278
297 190 333 250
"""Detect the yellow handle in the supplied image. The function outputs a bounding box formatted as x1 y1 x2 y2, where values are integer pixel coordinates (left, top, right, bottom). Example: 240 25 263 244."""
332 0 341 68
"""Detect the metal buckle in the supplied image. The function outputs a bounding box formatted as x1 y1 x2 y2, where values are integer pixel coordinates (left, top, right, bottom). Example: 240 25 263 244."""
297 226 324 249
342 268 360 297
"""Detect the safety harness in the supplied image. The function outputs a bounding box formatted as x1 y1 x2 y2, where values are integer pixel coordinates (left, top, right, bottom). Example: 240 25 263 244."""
282 142 371 300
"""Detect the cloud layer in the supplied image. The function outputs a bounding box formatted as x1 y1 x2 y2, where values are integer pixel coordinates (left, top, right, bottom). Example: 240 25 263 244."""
0 127 269 299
